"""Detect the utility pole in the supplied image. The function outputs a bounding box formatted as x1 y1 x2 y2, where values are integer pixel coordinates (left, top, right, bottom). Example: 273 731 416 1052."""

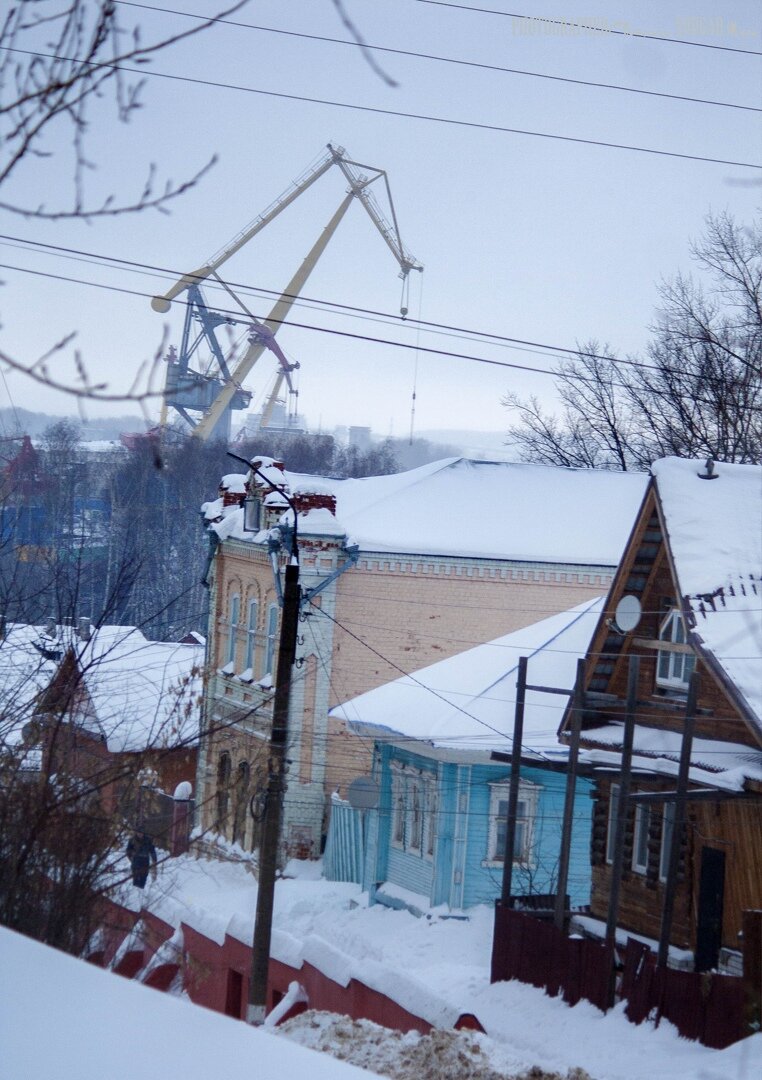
554 659 585 930
605 654 639 1006
500 656 528 903
247 562 301 1025
657 671 698 968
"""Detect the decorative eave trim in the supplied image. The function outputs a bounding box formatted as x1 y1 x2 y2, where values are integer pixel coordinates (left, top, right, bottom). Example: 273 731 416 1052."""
353 550 615 586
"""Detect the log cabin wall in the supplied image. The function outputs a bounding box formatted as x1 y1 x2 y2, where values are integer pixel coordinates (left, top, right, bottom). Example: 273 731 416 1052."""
574 479 762 960
590 776 693 948
691 792 762 948
590 777 762 952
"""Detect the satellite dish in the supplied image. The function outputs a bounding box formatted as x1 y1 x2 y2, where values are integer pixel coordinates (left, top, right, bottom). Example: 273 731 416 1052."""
614 594 642 633
347 776 379 811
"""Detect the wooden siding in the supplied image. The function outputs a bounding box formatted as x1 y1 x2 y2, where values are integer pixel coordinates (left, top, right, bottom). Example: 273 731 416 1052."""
569 486 758 751
590 777 762 952
377 745 436 903
371 747 592 911
462 764 592 909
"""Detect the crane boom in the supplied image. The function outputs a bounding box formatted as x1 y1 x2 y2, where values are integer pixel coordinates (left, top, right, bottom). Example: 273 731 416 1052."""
328 147 421 277
151 144 422 441
190 192 354 441
150 151 337 313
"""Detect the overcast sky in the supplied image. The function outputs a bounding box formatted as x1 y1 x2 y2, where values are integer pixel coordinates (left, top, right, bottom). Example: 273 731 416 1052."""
1 0 759 439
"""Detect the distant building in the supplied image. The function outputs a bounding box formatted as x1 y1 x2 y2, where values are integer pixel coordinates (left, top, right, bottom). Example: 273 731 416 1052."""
348 426 372 451
1 620 204 841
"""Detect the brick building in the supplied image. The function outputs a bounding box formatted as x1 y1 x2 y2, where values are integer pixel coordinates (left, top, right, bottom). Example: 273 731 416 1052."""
198 456 646 858
1 620 204 839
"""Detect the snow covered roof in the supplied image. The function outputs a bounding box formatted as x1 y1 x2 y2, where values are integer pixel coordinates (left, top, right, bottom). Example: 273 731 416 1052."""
214 457 646 565
293 458 646 564
220 472 247 494
73 626 205 752
577 720 762 792
653 457 762 729
0 624 58 736
330 599 603 757
2 925 385 1080
0 623 204 754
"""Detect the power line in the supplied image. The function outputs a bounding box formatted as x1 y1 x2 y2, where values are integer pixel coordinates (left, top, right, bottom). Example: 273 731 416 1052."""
113 1 761 114
4 46 761 171
0 233 621 364
409 1 762 57
5 232 761 381
0 235 563 366
3 257 761 416
0 234 573 369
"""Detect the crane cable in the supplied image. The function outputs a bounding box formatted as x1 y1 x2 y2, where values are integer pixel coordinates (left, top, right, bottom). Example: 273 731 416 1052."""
409 276 424 445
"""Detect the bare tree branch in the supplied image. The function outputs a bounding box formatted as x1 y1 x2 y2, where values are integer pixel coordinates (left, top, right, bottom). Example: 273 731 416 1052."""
505 214 762 469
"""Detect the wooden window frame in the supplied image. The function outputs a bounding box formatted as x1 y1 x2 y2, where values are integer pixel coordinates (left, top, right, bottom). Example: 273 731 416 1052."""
632 803 650 874
606 783 620 865
656 609 696 691
486 780 539 867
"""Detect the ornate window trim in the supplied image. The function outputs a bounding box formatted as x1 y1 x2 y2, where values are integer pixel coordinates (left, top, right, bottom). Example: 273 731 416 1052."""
424 775 437 861
389 760 436 857
485 779 540 867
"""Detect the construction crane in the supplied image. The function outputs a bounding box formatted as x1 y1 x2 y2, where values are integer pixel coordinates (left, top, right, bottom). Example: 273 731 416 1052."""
151 144 422 442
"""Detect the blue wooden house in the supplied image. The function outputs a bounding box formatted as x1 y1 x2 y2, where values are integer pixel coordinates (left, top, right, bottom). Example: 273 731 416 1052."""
326 600 601 912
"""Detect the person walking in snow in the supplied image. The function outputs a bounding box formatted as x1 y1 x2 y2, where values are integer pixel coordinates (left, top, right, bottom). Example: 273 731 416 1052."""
127 831 157 888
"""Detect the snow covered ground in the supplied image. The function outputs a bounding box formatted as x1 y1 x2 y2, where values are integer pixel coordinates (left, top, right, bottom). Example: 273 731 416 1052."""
117 853 760 1080
0 923 385 1080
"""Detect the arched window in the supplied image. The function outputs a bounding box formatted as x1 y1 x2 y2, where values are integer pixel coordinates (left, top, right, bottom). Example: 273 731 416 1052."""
244 599 259 673
226 593 240 668
657 609 696 690
216 752 231 828
232 761 250 846
264 603 279 676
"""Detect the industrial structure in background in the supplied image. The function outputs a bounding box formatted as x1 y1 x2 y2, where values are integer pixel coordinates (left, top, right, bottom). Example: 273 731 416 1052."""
150 144 422 442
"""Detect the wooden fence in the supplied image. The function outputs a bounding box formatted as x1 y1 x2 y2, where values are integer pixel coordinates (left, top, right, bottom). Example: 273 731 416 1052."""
491 902 747 1049
323 796 364 884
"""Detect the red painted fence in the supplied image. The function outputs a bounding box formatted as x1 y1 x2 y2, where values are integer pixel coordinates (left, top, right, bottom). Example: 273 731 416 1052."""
93 898 481 1035
491 902 747 1049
